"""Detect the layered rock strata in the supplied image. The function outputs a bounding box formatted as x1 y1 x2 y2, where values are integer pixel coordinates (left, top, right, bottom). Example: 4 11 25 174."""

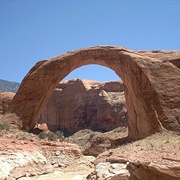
89 131 180 180
0 134 82 179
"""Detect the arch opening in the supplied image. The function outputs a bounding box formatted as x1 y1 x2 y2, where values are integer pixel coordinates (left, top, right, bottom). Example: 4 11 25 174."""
38 64 128 136
63 64 121 82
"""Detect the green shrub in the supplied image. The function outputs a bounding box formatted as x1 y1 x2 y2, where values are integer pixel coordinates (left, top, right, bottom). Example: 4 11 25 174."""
47 131 58 141
0 121 10 130
55 131 65 142
38 131 48 139
38 131 59 141
22 126 30 132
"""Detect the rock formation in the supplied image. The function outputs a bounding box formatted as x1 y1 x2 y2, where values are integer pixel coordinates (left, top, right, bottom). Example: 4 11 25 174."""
38 79 127 136
4 46 180 139
87 162 130 180
90 131 180 180
66 127 128 156
0 92 15 117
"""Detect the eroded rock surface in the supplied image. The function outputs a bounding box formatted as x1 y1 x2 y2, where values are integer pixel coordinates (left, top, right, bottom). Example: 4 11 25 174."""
39 79 127 135
4 46 180 139
0 150 52 179
0 123 179 179
87 162 130 180
92 131 180 180
0 130 83 180
19 155 95 180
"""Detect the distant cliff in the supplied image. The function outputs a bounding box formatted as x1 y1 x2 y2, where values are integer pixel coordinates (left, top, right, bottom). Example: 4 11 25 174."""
0 79 20 93
39 79 127 136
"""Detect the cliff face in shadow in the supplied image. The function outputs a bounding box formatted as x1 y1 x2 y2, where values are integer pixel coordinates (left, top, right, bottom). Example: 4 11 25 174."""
39 79 127 136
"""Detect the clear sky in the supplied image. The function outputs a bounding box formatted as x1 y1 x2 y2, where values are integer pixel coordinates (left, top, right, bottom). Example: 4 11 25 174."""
0 0 180 83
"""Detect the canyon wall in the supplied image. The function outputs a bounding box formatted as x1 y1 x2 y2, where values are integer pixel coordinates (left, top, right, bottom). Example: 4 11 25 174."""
39 79 127 136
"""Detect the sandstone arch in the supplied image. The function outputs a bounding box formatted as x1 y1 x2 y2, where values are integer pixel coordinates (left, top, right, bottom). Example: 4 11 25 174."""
7 46 180 139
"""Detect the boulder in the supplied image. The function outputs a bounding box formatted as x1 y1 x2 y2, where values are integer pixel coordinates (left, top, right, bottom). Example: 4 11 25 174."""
33 122 49 135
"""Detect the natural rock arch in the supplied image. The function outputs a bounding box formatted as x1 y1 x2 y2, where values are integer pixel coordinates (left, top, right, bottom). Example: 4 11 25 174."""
7 46 180 139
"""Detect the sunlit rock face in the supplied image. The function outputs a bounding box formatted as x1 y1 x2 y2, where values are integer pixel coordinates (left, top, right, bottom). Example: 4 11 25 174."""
38 79 127 136
5 46 180 139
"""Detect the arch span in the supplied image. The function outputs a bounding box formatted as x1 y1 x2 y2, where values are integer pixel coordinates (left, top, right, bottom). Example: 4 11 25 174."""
8 46 180 139
62 64 120 82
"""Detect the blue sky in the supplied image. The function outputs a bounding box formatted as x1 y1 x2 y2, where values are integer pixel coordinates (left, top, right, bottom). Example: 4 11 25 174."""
0 0 180 83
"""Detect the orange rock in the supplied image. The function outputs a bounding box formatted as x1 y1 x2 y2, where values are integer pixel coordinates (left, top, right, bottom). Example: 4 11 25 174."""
33 122 48 134
3 46 180 139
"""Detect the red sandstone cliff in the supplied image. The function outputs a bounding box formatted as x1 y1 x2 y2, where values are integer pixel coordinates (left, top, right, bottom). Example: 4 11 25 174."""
39 79 127 135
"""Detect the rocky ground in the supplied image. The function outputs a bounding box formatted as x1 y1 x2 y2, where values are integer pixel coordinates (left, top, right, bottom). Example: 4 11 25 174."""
19 155 95 180
0 130 80 179
0 122 180 180
91 130 180 180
